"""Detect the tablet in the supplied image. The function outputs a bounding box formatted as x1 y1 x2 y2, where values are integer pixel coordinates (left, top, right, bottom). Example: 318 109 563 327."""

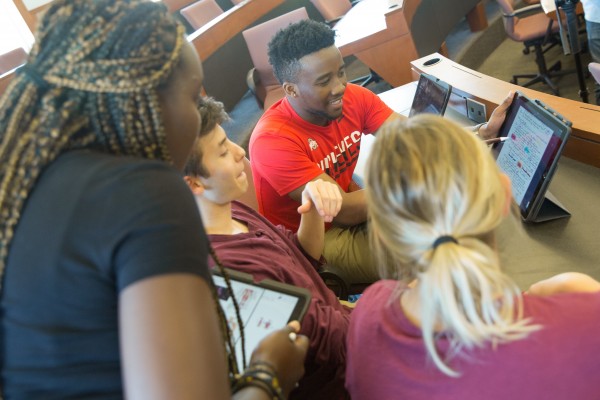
491 91 571 222
212 268 311 371
409 73 452 117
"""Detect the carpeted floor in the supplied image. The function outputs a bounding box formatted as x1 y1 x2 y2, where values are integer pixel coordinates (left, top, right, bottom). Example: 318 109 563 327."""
478 28 595 103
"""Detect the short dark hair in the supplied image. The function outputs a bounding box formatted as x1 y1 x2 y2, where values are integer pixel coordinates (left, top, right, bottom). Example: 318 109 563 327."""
268 19 336 84
184 96 229 178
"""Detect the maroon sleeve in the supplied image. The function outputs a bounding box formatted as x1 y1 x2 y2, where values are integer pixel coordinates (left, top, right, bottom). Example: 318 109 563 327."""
300 296 351 367
274 224 323 270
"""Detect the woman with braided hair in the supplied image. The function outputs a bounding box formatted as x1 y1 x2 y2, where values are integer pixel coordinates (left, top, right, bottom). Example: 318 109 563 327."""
346 115 600 399
0 1 307 398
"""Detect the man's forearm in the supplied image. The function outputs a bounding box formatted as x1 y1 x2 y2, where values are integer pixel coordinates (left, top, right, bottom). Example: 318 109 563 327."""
332 189 368 227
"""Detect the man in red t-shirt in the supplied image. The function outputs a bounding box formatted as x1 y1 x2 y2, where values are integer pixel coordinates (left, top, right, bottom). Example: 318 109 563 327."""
249 19 513 284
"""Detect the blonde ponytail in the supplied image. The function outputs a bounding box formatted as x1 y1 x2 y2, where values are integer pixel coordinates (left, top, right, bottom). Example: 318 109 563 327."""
366 115 539 376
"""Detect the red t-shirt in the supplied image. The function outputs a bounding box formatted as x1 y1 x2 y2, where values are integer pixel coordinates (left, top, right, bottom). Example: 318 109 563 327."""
249 83 393 231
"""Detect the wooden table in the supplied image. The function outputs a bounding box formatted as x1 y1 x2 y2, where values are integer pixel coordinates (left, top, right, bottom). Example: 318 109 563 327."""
410 53 600 168
334 0 418 87
334 0 489 88
188 0 283 62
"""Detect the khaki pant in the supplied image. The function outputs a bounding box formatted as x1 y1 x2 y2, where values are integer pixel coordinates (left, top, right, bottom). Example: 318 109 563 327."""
323 223 380 284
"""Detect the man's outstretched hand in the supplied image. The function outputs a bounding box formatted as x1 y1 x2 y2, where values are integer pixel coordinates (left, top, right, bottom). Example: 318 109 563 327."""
297 179 343 223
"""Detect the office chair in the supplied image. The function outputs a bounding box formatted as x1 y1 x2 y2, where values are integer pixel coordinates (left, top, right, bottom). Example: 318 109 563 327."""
496 0 569 95
0 48 27 76
309 0 380 87
518 0 540 54
180 0 224 30
242 8 309 110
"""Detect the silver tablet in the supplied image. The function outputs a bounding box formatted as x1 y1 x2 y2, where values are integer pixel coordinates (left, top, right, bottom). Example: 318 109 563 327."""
212 268 311 371
491 91 572 222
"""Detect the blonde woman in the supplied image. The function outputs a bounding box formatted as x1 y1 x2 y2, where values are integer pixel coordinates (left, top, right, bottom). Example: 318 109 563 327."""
345 115 600 399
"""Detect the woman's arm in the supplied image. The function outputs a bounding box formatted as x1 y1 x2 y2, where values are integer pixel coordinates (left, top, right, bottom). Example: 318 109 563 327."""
120 273 231 400
120 274 309 400
527 272 600 296
477 91 515 140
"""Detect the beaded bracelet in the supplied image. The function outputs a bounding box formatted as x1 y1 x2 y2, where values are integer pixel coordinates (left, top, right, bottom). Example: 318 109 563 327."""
232 361 285 400
247 361 278 374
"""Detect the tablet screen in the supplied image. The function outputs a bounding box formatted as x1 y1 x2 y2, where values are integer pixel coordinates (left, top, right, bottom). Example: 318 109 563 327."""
492 92 571 221
212 269 310 372
409 73 452 117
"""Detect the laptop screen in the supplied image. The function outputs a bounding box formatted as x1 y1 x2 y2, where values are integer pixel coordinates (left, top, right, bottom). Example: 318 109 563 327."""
409 73 452 117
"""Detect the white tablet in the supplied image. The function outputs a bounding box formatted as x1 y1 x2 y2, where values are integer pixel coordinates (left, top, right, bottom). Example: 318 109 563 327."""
212 268 311 371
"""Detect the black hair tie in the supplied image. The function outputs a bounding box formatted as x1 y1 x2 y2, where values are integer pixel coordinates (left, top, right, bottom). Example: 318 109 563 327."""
21 64 51 90
432 235 458 249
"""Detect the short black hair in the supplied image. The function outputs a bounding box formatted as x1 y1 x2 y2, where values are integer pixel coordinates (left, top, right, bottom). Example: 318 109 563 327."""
184 96 229 178
268 19 336 84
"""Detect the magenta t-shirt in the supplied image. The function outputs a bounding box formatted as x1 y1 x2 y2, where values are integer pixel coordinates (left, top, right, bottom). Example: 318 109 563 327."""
347 280 600 399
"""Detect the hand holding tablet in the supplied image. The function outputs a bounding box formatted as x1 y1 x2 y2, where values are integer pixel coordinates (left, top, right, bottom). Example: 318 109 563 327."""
212 268 311 372
491 91 572 222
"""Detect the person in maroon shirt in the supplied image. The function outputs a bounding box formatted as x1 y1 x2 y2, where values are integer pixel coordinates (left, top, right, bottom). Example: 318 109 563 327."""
183 97 352 400
346 115 600 400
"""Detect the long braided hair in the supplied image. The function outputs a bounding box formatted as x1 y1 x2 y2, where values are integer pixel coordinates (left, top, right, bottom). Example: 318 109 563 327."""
209 247 247 377
366 116 539 376
0 0 244 381
0 0 182 285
